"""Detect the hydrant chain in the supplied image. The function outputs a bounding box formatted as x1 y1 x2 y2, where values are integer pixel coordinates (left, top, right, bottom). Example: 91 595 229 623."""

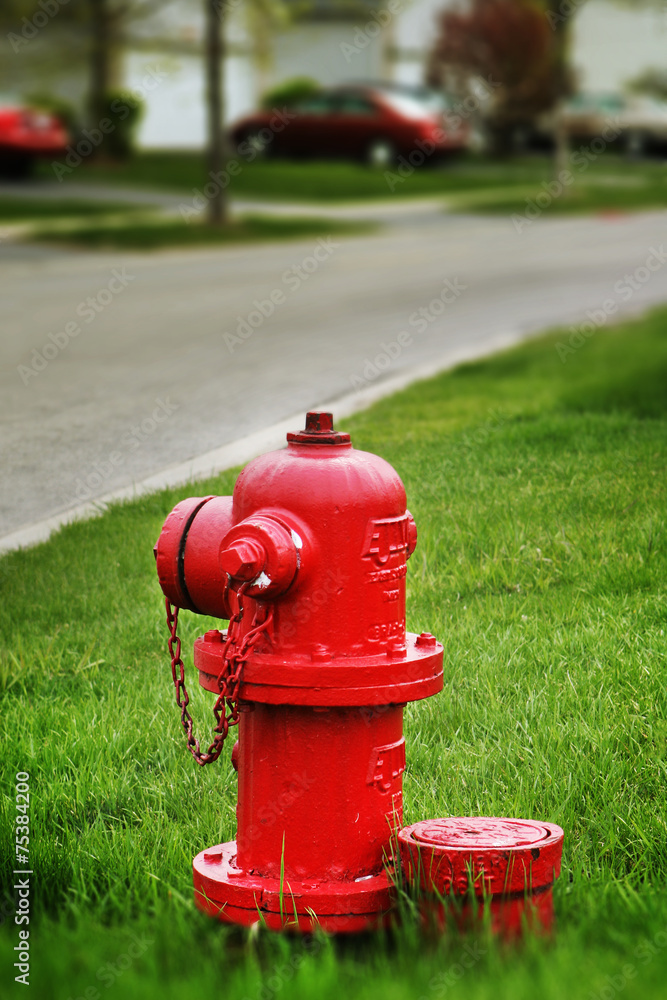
165 595 273 766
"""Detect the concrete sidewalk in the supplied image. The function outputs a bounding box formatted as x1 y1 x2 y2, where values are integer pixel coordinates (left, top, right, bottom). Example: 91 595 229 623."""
0 178 447 223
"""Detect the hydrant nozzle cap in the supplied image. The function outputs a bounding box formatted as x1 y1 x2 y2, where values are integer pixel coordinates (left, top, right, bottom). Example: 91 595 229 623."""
287 411 351 446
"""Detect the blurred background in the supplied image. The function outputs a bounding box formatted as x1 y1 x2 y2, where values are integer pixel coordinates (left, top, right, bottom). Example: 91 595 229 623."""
2 0 667 175
1 0 667 547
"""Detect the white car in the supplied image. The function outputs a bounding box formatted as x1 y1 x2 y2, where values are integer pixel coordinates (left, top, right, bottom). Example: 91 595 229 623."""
562 92 667 154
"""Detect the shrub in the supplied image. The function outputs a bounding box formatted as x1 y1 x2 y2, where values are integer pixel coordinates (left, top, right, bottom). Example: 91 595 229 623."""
97 90 145 160
24 92 80 134
260 77 320 111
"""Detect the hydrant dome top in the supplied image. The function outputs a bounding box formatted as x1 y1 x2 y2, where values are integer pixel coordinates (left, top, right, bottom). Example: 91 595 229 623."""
234 410 407 520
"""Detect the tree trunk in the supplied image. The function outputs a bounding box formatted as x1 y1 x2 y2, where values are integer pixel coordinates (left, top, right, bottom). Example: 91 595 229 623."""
88 0 123 129
547 3 572 186
553 101 569 179
205 0 227 227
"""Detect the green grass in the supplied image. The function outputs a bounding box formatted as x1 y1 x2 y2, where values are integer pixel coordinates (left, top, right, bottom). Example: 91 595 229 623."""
40 149 667 211
463 173 667 216
0 196 148 222
27 214 373 250
1 309 667 999
39 150 542 200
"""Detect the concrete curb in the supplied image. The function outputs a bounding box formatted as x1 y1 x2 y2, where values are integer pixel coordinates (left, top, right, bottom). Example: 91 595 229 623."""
0 327 523 556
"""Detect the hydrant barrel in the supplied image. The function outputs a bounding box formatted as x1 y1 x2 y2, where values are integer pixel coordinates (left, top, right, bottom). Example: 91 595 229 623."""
235 703 405 880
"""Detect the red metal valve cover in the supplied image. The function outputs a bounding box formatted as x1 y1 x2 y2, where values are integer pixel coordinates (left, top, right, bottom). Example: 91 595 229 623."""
399 817 564 897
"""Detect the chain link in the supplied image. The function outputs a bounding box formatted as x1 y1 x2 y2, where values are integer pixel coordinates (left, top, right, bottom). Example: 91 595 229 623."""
165 589 273 766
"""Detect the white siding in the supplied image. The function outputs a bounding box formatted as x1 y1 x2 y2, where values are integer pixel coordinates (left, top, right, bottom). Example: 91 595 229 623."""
572 0 667 91
128 0 667 149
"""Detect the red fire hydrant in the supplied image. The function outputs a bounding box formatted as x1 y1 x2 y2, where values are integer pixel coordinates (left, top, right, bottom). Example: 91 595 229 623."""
155 412 444 931
155 411 564 935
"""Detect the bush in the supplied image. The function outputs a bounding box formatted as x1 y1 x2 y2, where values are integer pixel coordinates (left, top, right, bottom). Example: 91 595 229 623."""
24 92 80 134
96 90 145 160
260 77 320 111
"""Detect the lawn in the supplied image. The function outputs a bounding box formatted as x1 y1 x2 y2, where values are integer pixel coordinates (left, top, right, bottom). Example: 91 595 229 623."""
27 214 372 250
41 149 667 214
0 196 150 222
462 174 667 217
1 310 666 999
38 150 545 201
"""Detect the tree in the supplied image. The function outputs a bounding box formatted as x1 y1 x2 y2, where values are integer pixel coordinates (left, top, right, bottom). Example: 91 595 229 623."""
541 0 576 175
427 0 661 163
206 0 226 225
628 68 667 101
427 0 564 153
203 0 288 227
1 0 173 144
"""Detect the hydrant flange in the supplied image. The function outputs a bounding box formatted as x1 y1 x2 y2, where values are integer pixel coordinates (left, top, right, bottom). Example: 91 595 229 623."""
194 628 443 705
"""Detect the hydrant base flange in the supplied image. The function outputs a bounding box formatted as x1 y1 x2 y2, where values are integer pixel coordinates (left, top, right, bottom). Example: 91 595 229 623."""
193 841 393 933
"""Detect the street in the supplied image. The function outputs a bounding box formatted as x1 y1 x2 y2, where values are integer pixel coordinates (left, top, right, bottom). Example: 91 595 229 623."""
2 206 667 548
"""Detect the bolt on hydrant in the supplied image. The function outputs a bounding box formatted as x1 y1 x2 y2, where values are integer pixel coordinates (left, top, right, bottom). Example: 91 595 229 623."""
155 412 563 934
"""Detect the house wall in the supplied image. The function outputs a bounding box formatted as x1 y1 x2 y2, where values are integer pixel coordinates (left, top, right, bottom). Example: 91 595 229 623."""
571 0 667 92
127 19 388 148
126 51 255 149
126 0 667 149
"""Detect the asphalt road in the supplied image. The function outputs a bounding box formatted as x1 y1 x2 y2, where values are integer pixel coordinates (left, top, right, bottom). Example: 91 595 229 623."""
2 206 667 547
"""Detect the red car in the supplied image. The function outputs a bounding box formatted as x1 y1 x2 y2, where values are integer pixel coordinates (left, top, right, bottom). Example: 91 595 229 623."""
231 83 469 166
0 100 69 178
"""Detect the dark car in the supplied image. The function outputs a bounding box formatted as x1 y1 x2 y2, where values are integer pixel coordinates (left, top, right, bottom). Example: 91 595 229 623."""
231 83 469 166
0 98 69 178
